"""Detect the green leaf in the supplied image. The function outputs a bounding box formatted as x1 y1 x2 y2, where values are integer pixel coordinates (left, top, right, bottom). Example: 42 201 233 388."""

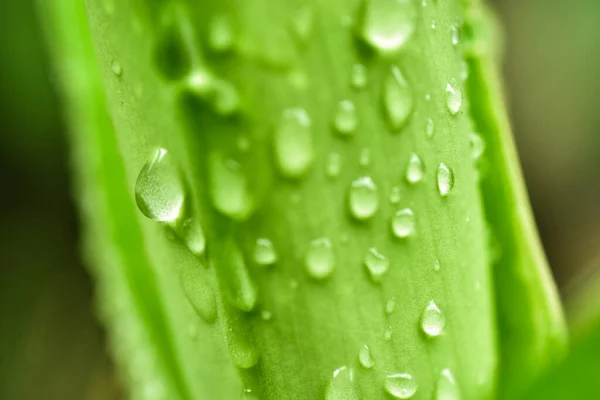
40 0 566 399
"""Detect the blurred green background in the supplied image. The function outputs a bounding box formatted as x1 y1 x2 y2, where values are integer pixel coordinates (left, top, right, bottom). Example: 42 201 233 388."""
0 0 598 399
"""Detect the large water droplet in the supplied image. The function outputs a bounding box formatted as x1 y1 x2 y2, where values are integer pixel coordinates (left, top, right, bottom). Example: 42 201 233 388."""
421 300 445 337
326 152 342 178
364 247 389 282
274 108 313 178
209 14 235 52
406 153 424 184
469 133 484 160
426 118 435 139
135 148 184 222
350 63 368 89
385 373 418 399
181 262 217 323
208 153 252 220
227 319 260 369
358 345 375 369
333 100 358 135
435 368 461 400
383 66 413 131
325 366 360 400
445 78 462 115
391 208 415 238
305 238 335 280
349 176 379 221
254 238 277 266
437 163 455 196
358 0 417 54
176 217 206 255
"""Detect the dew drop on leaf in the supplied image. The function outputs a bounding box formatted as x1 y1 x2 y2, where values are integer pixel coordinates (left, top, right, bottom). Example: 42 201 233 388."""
426 118 435 139
421 300 445 337
212 79 241 115
434 259 441 271
385 298 397 314
451 25 460 47
208 153 252 220
406 153 425 184
391 208 415 238
385 373 418 399
358 0 417 54
325 366 360 400
389 186 401 204
364 247 389 282
305 238 335 280
274 108 313 178
358 345 375 368
181 262 217 324
111 59 122 76
208 14 235 52
135 147 184 222
254 238 277 266
221 243 258 312
176 217 206 256
349 176 379 221
261 310 273 321
437 163 455 196
350 63 368 89
333 100 358 135
383 66 413 131
326 152 342 178
435 368 461 400
186 68 215 97
469 133 485 160
445 78 462 115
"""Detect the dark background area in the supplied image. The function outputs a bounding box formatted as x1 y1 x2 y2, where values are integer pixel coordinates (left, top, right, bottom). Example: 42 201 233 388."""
1 0 598 398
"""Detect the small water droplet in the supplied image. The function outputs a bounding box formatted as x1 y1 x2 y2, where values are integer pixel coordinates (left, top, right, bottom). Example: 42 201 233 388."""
209 15 235 52
333 100 358 135
389 186 401 204
220 243 258 312
213 80 241 115
181 262 218 323
176 217 206 255
459 60 469 82
254 238 277 266
426 118 435 139
435 369 461 400
385 298 397 314
384 325 393 340
359 148 371 168
421 300 445 337
305 238 335 280
208 153 252 220
391 208 415 238
469 133 484 160
445 78 462 115
384 66 413 131
326 366 360 400
431 20 437 30
359 0 417 54
451 25 460 46
437 163 455 196
434 259 441 271
274 108 313 178
385 373 418 399
135 148 184 222
349 176 379 221
326 152 342 178
290 5 314 45
364 247 389 282
358 345 375 369
406 153 425 184
261 310 273 321
186 69 215 97
350 63 368 89
111 59 122 76
241 388 259 400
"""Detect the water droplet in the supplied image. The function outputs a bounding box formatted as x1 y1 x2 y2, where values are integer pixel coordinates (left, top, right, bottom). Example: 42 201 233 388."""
209 15 235 52
325 366 360 400
135 148 184 222
261 310 273 321
208 153 252 220
383 66 413 131
406 153 424 184
445 78 462 115
349 176 379 221
186 69 215 97
333 100 358 135
358 345 375 368
254 238 277 266
389 186 401 204
431 20 437 30
220 243 258 312
326 152 342 178
350 63 368 89
385 373 418 399
176 217 206 255
385 298 397 314
469 133 484 160
421 300 445 337
274 108 313 178
213 80 241 115
364 247 389 282
435 369 461 400
437 163 455 196
359 148 371 168
181 262 218 323
459 60 469 82
111 59 122 76
434 259 441 271
290 5 314 45
358 0 417 54
241 388 260 400
426 118 435 139
305 238 335 280
391 208 415 238
451 25 460 46
227 320 260 369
